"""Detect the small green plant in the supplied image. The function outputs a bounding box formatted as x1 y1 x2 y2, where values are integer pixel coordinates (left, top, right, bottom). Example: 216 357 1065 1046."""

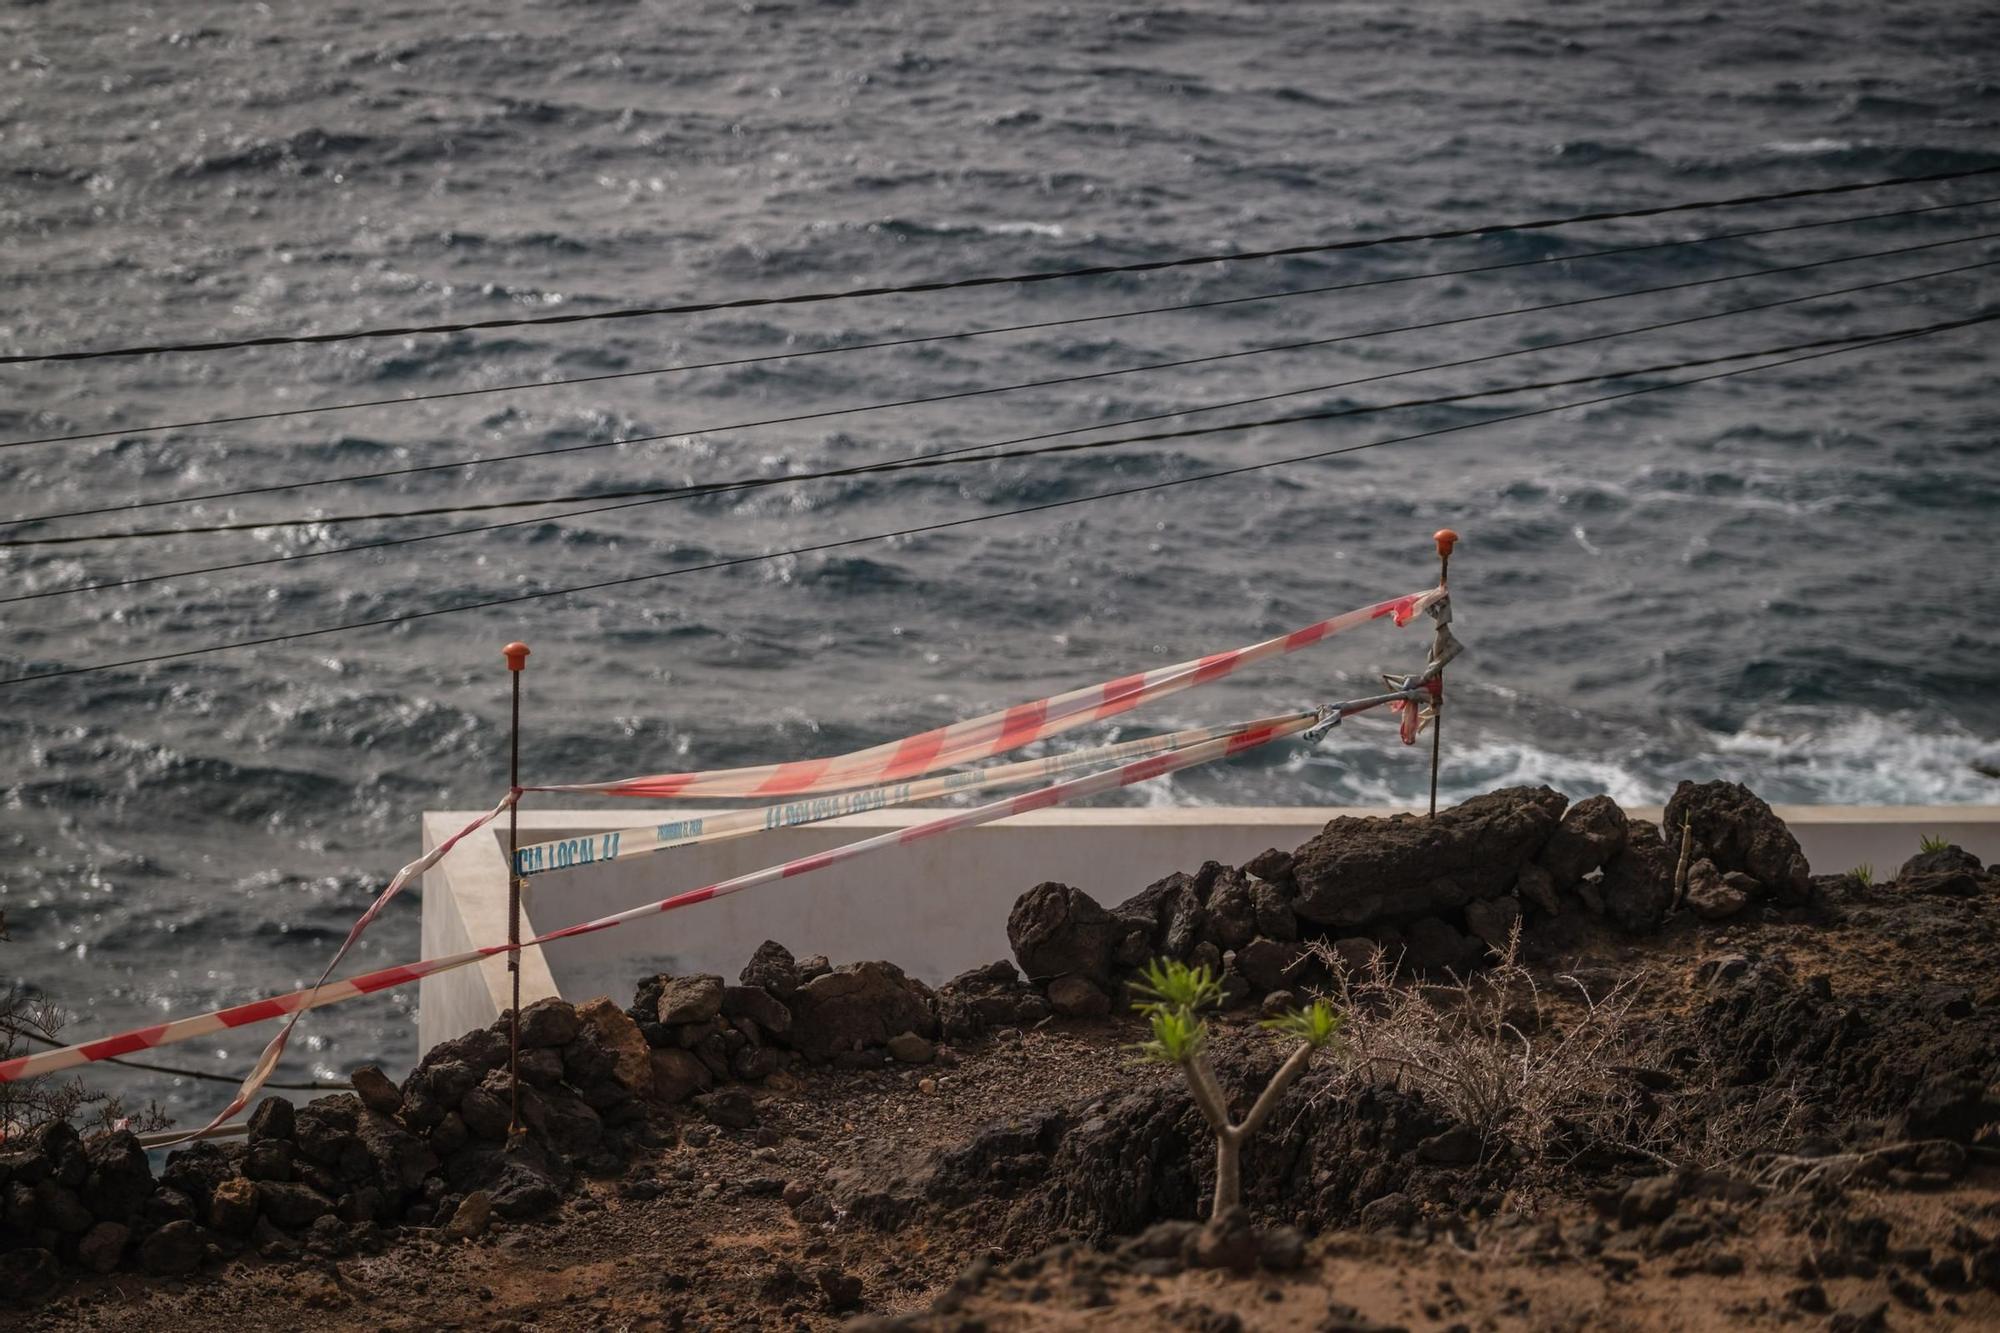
1129 958 1341 1219
1919 833 1951 854
1850 863 1874 886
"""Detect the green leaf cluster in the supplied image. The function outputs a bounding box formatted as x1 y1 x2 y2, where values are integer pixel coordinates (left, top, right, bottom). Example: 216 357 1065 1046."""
1127 956 1341 1064
1260 997 1342 1049
1129 958 1219 1066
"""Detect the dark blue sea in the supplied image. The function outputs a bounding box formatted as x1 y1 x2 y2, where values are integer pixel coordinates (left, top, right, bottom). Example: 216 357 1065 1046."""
1 0 1996 1124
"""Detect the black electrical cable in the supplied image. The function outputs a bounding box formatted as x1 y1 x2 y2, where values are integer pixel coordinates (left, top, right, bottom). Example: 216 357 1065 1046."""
24 230 2000 531
4 165 1995 366
0 311 1985 688
7 191 1996 453
12 248 1990 549
12 1029 349 1091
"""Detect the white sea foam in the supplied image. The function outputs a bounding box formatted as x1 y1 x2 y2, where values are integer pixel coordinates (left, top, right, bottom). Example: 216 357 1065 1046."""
1763 138 1854 154
1280 709 1996 808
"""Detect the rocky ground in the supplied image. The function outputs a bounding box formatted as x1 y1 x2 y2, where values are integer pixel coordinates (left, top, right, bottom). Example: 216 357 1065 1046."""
4 782 1999 1331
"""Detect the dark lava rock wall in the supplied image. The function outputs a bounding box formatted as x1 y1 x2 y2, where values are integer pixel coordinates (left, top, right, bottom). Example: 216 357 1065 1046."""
999 780 1865 1020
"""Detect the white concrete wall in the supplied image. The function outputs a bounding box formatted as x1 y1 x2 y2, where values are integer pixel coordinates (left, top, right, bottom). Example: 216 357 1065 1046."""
420 805 2000 1048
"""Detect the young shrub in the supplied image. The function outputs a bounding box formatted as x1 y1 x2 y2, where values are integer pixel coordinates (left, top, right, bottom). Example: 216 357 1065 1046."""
1129 958 1341 1219
1851 863 1874 886
1919 833 1951 854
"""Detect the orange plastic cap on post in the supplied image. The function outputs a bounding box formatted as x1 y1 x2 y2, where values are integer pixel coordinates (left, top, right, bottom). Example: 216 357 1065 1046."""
503 642 531 672
1433 528 1460 560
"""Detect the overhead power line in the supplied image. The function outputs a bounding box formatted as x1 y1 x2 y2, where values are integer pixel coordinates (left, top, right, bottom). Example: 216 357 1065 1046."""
9 249 1990 550
7 226 1992 532
25 252 1980 605
3 165 1995 366
5 191 1996 453
0 310 1986 688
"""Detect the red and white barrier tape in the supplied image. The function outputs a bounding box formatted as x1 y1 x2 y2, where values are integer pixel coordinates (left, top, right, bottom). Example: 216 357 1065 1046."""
6 590 1450 1140
141 790 519 1147
531 588 1441 800
0 690 1421 1097
514 716 1268 878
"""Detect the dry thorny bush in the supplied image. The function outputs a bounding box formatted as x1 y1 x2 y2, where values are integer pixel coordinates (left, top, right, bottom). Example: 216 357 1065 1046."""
0 983 171 1141
1300 925 1807 1183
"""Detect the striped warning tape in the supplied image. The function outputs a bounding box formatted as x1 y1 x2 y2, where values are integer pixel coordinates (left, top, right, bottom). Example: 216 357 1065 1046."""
7 589 1449 1142
513 716 1268 877
530 588 1442 800
0 685 1425 1100
139 789 520 1147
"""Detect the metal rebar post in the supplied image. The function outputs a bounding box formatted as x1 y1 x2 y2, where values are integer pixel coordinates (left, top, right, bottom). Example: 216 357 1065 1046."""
502 641 530 1135
1427 529 1458 817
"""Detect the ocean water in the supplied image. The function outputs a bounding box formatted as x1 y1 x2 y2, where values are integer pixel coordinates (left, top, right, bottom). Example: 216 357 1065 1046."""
1 0 1996 1124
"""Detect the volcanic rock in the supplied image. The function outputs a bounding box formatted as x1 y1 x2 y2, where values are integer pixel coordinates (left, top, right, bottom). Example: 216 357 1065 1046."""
1249 876 1297 941
0 1248 59 1302
1242 847 1295 885
788 961 936 1061
1201 869 1259 951
576 996 653 1097
1539 794 1628 889
349 1064 403 1117
1664 780 1812 904
722 984 793 1037
1403 917 1477 974
694 1087 758 1130
1327 936 1379 977
1291 786 1568 927
488 1164 561 1221
138 1219 206 1275
243 1141 292 1182
517 1046 565 1087
655 975 725 1026
293 1095 361 1167
207 1175 259 1236
1234 937 1307 994
247 1096 296 1145
1463 896 1522 949
441 1189 490 1241
1684 859 1750 920
35 1179 92 1234
1046 975 1111 1018
886 1032 936 1064
355 1109 438 1194
1896 845 1989 898
1162 880 1206 960
934 960 1050 1040
456 1081 508 1140
401 1043 486 1126
1218 955 1254 1009
1598 820 1677 932
159 1141 241 1213
817 1264 864 1312
82 1130 152 1222
259 1180 336 1230
1515 862 1560 915
1008 882 1122 984
512 997 580 1048
76 1220 129 1274
1108 872 1186 947
740 939 804 998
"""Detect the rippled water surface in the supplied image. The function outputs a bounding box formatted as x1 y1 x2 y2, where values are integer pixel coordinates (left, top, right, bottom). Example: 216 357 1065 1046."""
2 0 1996 1121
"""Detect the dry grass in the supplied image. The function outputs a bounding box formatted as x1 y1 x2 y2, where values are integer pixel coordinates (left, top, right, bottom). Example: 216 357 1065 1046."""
1303 925 1806 1177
